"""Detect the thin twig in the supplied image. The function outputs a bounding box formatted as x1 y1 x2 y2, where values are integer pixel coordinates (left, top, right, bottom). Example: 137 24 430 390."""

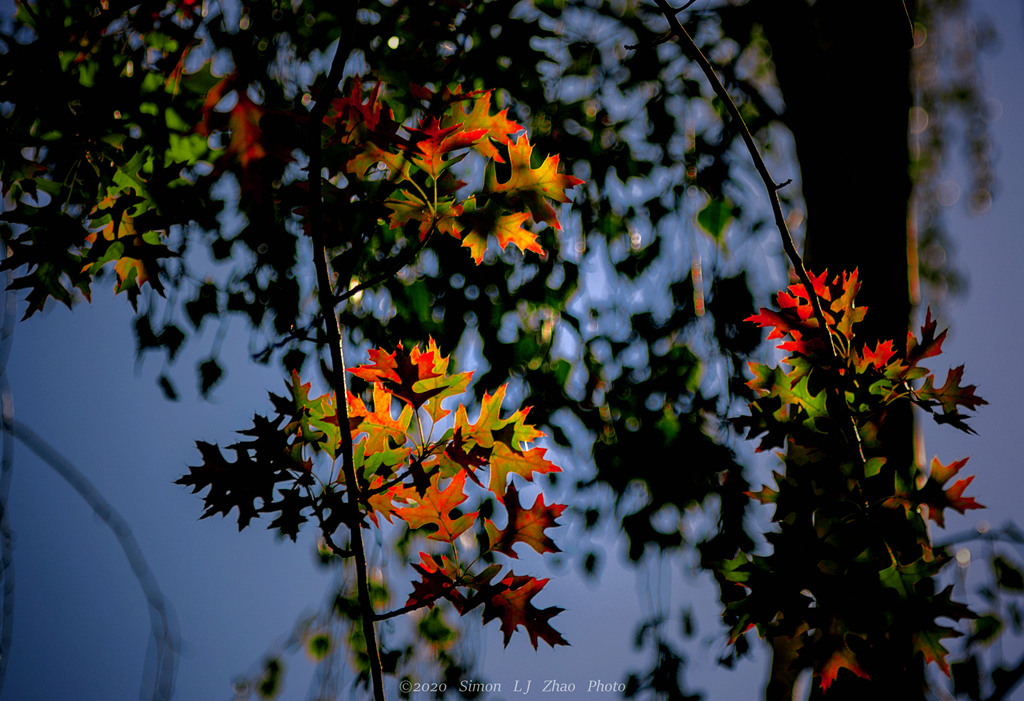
306 19 387 701
647 1 869 466
335 224 438 305
648 0 835 358
376 593 446 622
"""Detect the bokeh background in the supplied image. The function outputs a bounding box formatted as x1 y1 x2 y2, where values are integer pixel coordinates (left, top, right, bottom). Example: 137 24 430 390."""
2 1 1023 700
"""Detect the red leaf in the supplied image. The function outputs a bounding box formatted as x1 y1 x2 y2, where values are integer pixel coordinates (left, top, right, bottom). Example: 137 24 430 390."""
922 456 984 528
482 574 567 648
349 343 446 409
408 116 487 178
406 552 466 609
819 645 870 691
905 307 947 373
457 208 537 264
485 484 566 558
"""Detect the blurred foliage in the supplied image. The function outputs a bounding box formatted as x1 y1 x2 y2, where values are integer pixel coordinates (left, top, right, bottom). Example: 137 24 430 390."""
0 0 1010 698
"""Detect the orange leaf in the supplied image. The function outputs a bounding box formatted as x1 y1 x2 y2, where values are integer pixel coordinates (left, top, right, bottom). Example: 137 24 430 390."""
487 134 583 229
350 343 447 409
441 87 524 162
488 443 559 501
394 472 477 542
819 646 869 691
354 384 413 456
458 209 537 264
408 116 487 178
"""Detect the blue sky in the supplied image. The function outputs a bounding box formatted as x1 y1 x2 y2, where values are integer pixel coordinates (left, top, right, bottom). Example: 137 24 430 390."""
3 2 1024 700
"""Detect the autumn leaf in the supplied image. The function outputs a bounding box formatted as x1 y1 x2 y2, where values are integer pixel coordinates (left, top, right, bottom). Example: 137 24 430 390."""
441 87 524 162
456 206 537 264
414 339 472 423
326 80 390 145
406 552 466 609
441 427 489 485
407 116 487 178
488 443 559 500
914 628 956 676
924 456 984 528
487 134 583 229
394 472 478 542
904 308 947 378
819 644 870 691
482 574 567 649
353 383 413 456
485 484 565 558
918 365 987 415
385 190 464 240
855 339 898 373
349 343 446 409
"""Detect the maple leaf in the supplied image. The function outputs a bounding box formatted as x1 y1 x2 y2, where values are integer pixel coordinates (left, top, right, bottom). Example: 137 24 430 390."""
441 87 524 162
394 472 478 542
485 484 565 558
177 439 307 530
855 339 898 373
901 456 984 528
385 190 463 240
482 574 567 648
326 80 389 145
488 443 559 501
441 427 489 486
414 339 472 423
917 365 987 415
904 308 947 378
913 627 956 676
487 134 583 230
364 476 404 526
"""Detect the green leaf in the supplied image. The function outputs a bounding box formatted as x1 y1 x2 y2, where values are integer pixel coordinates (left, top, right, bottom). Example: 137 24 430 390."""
697 197 733 241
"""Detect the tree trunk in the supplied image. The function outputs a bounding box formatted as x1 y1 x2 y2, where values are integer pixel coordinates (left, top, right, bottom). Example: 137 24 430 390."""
724 2 920 698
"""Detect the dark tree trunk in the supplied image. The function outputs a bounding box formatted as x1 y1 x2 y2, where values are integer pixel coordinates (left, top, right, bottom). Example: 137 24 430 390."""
724 2 920 699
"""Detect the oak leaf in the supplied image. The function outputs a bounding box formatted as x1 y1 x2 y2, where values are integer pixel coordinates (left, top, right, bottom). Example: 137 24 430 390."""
482 574 567 649
487 134 583 230
485 484 565 558
394 472 478 542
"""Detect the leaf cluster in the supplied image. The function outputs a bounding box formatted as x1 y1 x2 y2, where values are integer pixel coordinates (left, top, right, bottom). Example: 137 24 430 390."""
725 270 987 692
177 340 569 650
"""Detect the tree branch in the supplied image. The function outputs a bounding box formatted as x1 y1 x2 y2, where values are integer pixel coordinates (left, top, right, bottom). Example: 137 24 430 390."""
306 20 387 701
648 1 869 467
334 225 438 305
375 593 445 622
648 0 835 358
